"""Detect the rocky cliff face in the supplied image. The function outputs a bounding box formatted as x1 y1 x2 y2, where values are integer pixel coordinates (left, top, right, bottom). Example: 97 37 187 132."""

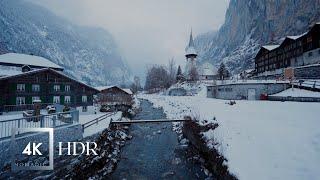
195 0 320 74
0 0 131 86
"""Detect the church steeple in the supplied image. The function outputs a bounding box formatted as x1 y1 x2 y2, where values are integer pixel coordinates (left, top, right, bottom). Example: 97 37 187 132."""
185 29 197 57
188 29 195 48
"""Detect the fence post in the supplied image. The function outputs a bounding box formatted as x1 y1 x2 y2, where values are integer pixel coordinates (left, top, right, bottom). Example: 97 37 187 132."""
75 110 79 123
53 115 56 127
40 116 44 128
18 119 20 135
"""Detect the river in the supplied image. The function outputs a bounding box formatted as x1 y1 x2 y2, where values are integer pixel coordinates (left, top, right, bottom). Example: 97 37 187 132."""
110 100 208 179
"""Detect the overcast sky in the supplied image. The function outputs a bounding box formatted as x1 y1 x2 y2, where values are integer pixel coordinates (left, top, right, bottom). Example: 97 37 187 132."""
31 0 229 78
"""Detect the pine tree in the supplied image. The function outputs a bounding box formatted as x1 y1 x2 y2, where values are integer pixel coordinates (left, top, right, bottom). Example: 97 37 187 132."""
218 62 230 80
176 65 184 82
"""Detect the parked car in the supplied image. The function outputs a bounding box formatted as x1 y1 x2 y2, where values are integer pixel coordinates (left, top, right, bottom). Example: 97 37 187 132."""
46 105 56 114
23 110 35 122
58 113 72 123
63 106 71 112
100 105 111 112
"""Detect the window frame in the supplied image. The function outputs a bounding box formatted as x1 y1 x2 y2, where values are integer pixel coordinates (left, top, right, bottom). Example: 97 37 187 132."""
17 84 25 92
32 84 40 92
53 96 60 104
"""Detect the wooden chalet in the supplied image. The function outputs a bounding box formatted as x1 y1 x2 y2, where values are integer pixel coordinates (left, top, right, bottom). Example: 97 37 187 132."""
95 86 133 111
255 23 320 75
0 53 99 112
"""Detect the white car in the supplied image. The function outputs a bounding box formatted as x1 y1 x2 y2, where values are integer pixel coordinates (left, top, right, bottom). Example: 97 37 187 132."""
46 105 56 114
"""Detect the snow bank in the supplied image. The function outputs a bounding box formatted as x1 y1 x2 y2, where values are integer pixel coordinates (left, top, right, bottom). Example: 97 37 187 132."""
139 94 320 180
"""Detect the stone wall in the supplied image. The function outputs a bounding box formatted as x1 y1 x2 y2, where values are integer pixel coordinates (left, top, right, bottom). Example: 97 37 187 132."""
207 83 289 100
0 124 83 168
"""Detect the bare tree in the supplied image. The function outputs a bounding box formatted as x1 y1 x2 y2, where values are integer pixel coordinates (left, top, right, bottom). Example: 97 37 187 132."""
130 76 142 93
167 58 177 85
144 65 170 92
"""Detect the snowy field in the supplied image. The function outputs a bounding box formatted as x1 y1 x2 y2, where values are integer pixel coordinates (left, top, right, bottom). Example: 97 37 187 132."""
139 94 320 180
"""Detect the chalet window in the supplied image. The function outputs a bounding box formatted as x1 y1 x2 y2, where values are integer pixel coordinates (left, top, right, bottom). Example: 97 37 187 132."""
308 52 313 57
53 96 60 104
17 84 25 92
54 85 60 92
16 97 25 105
32 84 40 92
65 96 71 103
82 95 87 103
318 49 320 55
32 96 40 103
65 85 71 92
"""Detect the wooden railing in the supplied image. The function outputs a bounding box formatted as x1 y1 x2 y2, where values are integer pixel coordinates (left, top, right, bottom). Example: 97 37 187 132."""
82 112 117 130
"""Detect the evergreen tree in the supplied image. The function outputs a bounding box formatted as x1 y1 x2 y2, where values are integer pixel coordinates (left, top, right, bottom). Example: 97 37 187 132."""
176 65 184 82
218 63 230 80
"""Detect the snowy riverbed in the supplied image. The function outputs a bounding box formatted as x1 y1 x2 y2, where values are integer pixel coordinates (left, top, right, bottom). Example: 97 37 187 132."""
139 94 320 180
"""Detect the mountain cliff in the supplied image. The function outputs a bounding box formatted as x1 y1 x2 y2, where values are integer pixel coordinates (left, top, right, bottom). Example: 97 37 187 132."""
195 0 320 74
0 0 131 86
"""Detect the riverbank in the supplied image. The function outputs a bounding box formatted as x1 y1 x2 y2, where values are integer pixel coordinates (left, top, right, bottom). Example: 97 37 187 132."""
139 94 320 180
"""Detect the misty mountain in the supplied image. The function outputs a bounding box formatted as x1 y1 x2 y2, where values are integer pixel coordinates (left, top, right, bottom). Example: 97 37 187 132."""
195 0 320 74
0 0 131 86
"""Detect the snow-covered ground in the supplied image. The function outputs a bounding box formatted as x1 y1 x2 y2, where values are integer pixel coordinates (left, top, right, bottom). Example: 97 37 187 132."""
139 94 320 180
270 88 320 97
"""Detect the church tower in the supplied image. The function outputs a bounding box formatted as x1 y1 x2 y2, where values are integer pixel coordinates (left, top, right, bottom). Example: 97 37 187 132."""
185 29 198 80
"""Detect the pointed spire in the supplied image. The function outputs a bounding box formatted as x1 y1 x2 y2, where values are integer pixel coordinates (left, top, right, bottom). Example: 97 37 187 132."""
188 28 195 47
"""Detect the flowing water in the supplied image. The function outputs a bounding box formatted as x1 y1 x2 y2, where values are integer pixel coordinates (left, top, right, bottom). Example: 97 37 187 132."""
110 100 208 180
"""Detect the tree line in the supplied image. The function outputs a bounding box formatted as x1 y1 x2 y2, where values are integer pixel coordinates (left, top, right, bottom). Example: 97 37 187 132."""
141 60 230 92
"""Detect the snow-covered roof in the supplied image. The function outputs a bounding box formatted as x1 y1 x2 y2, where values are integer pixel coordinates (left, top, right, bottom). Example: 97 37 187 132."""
0 66 21 77
95 86 115 91
185 46 197 55
287 31 308 40
95 85 133 95
200 62 218 75
0 68 46 80
122 88 133 95
262 45 280 51
0 53 63 70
